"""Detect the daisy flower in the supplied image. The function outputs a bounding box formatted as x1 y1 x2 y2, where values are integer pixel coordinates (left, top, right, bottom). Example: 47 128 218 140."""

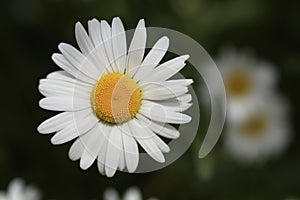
216 47 278 123
103 187 158 200
37 17 193 177
0 178 41 200
224 95 290 163
284 197 300 200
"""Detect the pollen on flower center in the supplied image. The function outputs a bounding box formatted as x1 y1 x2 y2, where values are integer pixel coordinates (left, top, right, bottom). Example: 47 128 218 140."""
239 114 268 136
92 73 142 124
225 71 252 97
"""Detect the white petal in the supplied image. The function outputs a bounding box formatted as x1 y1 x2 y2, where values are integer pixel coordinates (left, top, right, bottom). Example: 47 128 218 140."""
41 76 93 91
68 138 84 161
148 93 193 113
152 99 192 112
123 187 142 200
51 54 96 85
76 22 108 74
39 79 92 98
105 127 122 177
112 17 127 73
75 22 95 56
129 120 165 163
88 19 113 73
121 123 139 172
51 53 74 74
101 20 118 72
39 96 91 111
141 55 189 83
118 147 126 171
163 79 193 87
103 188 120 200
23 186 40 200
8 179 24 195
147 198 159 200
126 19 146 76
38 111 74 134
52 53 95 84
80 149 96 170
79 123 106 170
135 117 170 153
143 93 192 110
51 125 77 145
136 114 180 139
152 135 170 153
46 70 73 80
96 125 111 175
51 112 98 144
46 71 92 88
88 18 103 47
58 43 100 80
151 124 180 141
142 100 191 112
177 94 192 103
139 101 191 124
97 142 107 176
134 36 169 81
90 43 113 74
142 84 189 101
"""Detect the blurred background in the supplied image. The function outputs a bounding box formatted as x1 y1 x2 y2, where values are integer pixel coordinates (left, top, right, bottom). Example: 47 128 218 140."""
0 0 299 199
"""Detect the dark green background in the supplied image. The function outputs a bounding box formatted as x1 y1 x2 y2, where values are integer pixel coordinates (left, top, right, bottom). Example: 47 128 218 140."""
0 0 299 199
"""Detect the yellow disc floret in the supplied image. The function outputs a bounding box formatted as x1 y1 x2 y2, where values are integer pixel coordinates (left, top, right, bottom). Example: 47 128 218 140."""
225 71 252 97
92 73 142 124
239 114 268 137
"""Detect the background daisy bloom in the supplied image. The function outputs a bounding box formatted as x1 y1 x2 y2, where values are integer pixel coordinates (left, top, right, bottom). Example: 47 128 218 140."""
103 187 158 200
37 17 193 177
224 96 290 164
0 178 41 200
216 48 278 123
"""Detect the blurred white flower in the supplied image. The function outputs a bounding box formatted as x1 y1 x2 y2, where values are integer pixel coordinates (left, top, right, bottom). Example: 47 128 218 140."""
224 95 290 163
0 178 41 200
37 17 192 177
284 197 300 200
216 47 278 123
103 187 158 200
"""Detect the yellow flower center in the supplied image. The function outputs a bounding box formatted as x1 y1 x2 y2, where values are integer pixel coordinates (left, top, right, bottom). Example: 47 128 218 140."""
225 71 252 97
239 114 268 137
92 73 142 124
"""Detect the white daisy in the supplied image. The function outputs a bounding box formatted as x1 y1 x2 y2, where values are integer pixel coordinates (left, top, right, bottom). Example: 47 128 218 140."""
284 197 300 200
0 178 41 200
103 187 158 200
224 95 290 163
216 47 278 123
37 17 193 177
